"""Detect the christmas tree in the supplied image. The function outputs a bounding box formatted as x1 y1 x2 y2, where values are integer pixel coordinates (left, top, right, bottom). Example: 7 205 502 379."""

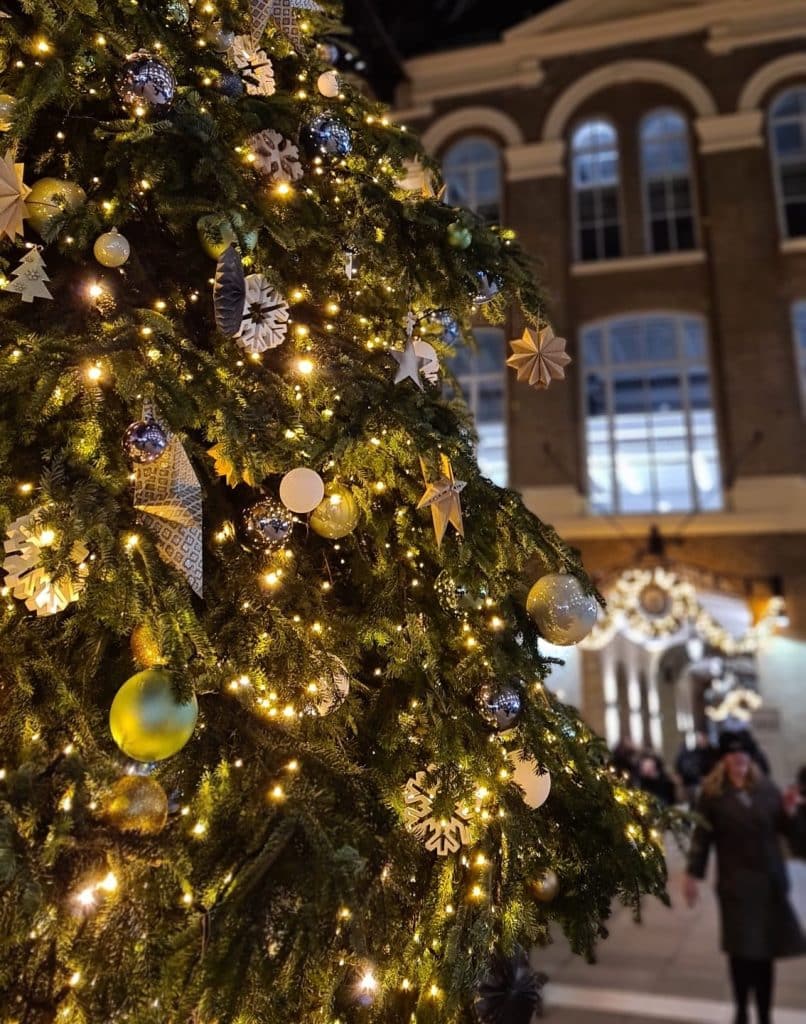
0 3 667 1022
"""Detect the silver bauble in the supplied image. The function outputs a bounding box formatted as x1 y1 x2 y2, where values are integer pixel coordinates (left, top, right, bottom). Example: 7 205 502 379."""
242 499 294 551
117 52 177 114
473 270 502 305
300 113 352 158
122 419 169 464
476 682 523 730
526 573 598 646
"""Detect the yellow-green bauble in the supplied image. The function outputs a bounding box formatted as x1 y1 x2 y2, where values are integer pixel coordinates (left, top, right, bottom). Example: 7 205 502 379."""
0 93 16 131
196 212 258 260
109 668 197 762
25 177 87 237
104 774 168 834
310 484 359 540
529 868 559 903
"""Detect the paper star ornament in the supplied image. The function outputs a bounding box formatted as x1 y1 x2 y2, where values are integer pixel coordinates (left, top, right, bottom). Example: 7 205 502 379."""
0 152 30 241
417 454 465 547
391 337 427 390
506 325 571 390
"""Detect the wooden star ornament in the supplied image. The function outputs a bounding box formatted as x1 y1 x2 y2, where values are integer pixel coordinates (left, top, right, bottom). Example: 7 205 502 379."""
506 325 571 390
417 454 465 547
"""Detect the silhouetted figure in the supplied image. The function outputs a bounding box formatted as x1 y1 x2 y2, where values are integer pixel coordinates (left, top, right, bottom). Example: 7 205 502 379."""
637 751 676 806
684 731 806 1024
611 737 637 784
675 730 717 808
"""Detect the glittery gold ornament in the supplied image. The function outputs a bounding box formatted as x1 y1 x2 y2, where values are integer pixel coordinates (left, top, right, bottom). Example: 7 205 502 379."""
310 484 359 540
529 868 559 903
130 623 163 667
104 774 168 834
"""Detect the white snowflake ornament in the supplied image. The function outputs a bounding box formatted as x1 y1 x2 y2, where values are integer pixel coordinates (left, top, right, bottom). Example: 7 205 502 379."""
229 35 276 96
235 274 289 353
403 770 472 856
3 510 89 616
247 129 303 183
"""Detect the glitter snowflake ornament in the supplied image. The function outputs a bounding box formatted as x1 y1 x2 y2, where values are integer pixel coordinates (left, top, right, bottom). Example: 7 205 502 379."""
3 510 89 616
228 35 275 96
403 770 472 856
235 274 289 353
247 130 303 183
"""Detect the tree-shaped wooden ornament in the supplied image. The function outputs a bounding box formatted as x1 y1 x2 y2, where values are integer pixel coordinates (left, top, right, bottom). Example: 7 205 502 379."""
3 247 52 302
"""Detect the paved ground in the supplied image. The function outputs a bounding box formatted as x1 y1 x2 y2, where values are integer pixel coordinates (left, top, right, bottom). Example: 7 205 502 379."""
533 843 806 1023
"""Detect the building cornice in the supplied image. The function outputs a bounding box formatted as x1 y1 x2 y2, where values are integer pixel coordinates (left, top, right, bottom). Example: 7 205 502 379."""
695 111 764 153
505 141 566 180
571 251 707 277
399 0 806 110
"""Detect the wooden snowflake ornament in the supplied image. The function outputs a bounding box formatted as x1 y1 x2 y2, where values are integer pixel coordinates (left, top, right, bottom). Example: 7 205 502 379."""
403 770 471 856
506 325 571 390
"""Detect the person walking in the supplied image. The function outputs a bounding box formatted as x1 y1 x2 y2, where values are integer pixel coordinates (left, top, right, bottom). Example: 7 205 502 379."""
684 731 806 1024
675 730 716 808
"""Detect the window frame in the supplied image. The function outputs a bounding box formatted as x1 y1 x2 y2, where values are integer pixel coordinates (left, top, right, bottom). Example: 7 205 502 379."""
768 84 806 241
441 133 504 226
791 300 806 413
448 326 508 486
579 312 723 516
639 107 698 255
569 116 623 263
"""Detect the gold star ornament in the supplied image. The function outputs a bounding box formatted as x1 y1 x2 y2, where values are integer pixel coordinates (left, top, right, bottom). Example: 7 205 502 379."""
417 454 465 547
506 325 571 390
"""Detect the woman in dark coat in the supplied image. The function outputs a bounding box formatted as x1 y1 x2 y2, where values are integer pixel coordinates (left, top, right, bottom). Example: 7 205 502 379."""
684 730 806 1024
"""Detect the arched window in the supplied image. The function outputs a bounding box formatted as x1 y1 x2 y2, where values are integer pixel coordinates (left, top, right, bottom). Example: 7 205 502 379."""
448 327 507 485
640 109 696 253
581 314 722 514
769 86 806 238
442 136 502 225
571 119 622 261
792 300 806 411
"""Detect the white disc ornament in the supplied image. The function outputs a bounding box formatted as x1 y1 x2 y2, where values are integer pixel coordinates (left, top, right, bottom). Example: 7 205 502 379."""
279 468 325 514
317 70 340 98
235 274 289 354
526 573 598 646
94 228 131 268
509 751 551 809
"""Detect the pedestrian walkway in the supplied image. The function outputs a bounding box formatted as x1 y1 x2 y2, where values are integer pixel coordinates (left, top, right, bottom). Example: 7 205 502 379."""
534 843 806 1022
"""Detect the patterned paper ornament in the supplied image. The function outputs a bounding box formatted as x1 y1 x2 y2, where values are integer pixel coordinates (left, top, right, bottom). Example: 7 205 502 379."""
134 426 203 597
228 35 275 96
507 325 571 390
2 510 89 616
2 247 52 302
247 129 303 183
235 274 289 354
104 774 168 835
252 0 321 49
213 245 246 337
117 52 176 115
403 770 471 856
417 454 465 547
0 151 30 240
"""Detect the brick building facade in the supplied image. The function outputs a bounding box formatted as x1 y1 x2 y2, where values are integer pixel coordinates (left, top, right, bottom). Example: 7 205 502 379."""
394 0 806 776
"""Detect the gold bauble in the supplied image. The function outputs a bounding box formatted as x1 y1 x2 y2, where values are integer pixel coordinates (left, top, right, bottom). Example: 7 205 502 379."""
109 668 197 762
529 868 559 903
309 484 359 540
130 623 163 667
196 212 257 260
0 93 16 131
104 774 168 834
25 177 87 237
93 227 131 268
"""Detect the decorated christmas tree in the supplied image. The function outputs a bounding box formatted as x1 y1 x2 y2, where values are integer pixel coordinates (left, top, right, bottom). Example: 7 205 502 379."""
0 2 668 1022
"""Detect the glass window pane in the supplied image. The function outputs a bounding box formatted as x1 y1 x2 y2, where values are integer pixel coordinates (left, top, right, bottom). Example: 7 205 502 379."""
610 321 642 363
646 318 677 361
579 228 598 261
603 224 621 258
781 165 806 198
786 201 806 237
583 330 604 366
613 374 648 414
651 220 670 252
586 373 607 416
773 91 803 118
683 320 705 359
